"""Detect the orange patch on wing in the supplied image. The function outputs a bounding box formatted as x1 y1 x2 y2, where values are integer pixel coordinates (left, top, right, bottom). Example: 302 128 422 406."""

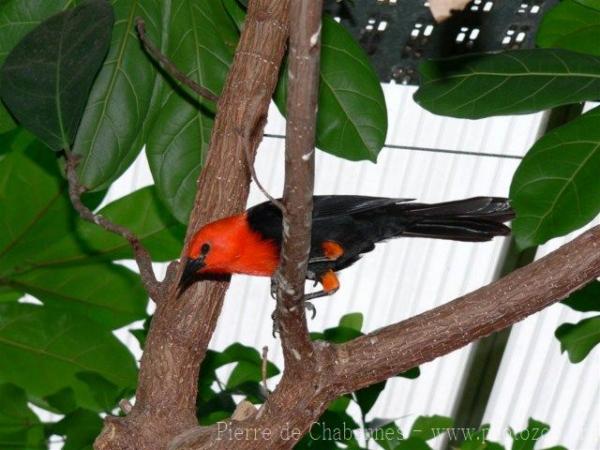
320 270 340 294
322 240 344 261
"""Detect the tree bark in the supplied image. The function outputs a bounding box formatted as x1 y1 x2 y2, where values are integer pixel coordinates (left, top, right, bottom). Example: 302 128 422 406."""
94 1 290 449
273 0 323 372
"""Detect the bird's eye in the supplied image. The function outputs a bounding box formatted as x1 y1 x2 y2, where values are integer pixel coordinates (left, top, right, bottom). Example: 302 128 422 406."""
200 243 210 255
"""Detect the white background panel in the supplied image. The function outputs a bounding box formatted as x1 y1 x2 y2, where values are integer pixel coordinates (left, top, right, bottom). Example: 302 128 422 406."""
35 84 600 450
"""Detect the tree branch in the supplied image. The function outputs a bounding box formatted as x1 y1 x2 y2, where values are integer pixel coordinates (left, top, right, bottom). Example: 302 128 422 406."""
334 224 600 392
65 152 163 301
273 0 323 369
94 2 291 449
135 17 219 103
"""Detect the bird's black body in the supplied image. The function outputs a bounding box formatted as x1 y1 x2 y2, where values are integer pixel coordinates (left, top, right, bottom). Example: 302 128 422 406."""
246 196 514 280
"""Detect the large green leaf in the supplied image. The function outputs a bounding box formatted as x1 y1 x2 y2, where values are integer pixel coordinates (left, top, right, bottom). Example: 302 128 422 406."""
555 315 600 363
0 383 45 450
460 425 504 450
51 408 103 450
510 419 551 450
0 0 114 151
146 0 237 223
0 132 74 276
575 0 600 11
561 281 600 312
510 106 600 248
0 288 21 303
275 16 387 162
0 0 76 134
73 0 166 190
0 303 137 411
10 263 147 329
414 49 600 118
410 415 454 441
537 0 600 57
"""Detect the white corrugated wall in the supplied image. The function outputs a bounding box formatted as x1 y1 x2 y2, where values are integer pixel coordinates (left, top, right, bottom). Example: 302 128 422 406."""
37 84 598 449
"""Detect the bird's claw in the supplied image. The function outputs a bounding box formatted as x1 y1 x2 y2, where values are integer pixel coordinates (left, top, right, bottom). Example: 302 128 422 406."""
304 301 317 319
270 299 317 337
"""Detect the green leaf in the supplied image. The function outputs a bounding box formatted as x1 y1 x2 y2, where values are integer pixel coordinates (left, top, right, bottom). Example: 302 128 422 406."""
399 366 420 379
45 387 78 414
0 288 21 303
395 437 433 450
0 1 73 66
73 0 166 190
328 395 351 413
0 0 76 134
0 132 73 276
222 0 246 30
410 415 454 441
414 49 600 118
223 344 279 390
561 281 600 312
537 0 600 56
0 383 45 450
0 0 114 151
510 106 600 248
275 16 387 162
0 303 137 411
147 0 237 223
372 421 405 450
354 381 385 416
51 408 103 450
555 315 600 363
0 105 16 135
461 425 504 450
308 409 359 444
76 371 125 412
339 312 363 331
575 0 600 11
9 263 147 329
130 315 152 350
509 419 550 450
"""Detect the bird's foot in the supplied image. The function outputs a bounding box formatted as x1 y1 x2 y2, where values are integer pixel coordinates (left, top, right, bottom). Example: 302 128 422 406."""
270 300 318 337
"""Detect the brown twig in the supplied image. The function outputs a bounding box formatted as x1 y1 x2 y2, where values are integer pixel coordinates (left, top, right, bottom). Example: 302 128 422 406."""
261 346 269 393
65 152 162 302
135 17 219 103
273 0 323 370
243 141 286 213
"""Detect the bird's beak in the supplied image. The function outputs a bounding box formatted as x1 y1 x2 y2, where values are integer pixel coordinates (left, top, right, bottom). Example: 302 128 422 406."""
179 257 206 289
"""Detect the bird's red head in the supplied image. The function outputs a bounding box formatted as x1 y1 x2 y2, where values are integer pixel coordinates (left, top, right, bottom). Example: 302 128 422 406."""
181 213 279 287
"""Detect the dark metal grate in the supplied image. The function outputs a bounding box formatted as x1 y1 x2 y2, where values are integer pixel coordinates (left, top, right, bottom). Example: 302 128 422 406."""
324 0 559 84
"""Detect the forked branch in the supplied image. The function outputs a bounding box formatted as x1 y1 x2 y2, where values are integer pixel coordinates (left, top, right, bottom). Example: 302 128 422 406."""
273 0 324 369
65 152 163 301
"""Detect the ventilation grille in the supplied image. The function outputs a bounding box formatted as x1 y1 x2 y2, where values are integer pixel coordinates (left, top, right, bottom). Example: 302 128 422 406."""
324 0 558 84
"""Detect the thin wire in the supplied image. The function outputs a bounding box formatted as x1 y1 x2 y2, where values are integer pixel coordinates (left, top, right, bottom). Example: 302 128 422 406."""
262 133 524 160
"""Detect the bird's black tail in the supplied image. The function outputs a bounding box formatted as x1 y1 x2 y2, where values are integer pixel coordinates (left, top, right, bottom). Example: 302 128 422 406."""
398 197 514 242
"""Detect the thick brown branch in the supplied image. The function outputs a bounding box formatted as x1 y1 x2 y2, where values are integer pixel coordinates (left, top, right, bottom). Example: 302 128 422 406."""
65 153 162 301
94 2 291 449
274 0 323 370
135 17 219 103
335 224 600 392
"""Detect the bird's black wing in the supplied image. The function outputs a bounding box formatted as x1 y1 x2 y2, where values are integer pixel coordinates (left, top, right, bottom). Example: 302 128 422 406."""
312 195 413 218
246 195 413 244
